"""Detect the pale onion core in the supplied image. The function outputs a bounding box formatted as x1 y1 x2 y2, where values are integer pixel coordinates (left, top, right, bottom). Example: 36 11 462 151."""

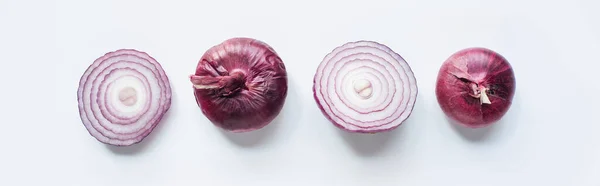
343 70 382 108
337 60 393 114
104 75 149 121
119 87 137 106
353 79 372 99
105 72 147 117
314 41 418 132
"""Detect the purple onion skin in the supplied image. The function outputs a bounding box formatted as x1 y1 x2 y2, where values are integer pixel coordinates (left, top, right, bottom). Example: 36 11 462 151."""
436 48 516 128
190 38 287 132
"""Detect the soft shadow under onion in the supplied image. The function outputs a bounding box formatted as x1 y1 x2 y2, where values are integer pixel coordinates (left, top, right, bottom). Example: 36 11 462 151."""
219 119 279 147
338 127 405 157
448 117 497 142
337 84 422 157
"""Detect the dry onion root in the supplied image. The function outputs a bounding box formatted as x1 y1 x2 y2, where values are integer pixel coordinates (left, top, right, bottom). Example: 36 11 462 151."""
77 49 172 146
313 41 418 133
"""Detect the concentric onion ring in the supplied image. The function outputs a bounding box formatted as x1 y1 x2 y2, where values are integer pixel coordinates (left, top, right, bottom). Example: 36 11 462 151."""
313 41 418 133
77 49 172 146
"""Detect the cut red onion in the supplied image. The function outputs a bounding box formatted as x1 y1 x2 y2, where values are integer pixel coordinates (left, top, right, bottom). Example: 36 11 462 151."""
77 49 172 146
190 38 287 132
435 47 515 128
313 41 418 133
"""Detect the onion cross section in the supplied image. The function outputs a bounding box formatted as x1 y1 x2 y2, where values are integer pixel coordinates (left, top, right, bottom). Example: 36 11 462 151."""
77 49 172 146
313 41 418 133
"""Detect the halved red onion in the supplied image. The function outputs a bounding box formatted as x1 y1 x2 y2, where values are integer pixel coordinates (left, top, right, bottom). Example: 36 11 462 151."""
313 41 418 133
77 49 172 146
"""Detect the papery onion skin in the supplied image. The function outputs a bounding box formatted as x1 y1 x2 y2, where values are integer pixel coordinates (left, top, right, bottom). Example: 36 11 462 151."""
313 41 418 133
190 38 287 132
77 49 172 146
435 47 515 128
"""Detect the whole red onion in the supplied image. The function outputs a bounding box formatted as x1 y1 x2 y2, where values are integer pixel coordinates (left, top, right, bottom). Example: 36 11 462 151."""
190 38 287 132
435 48 516 128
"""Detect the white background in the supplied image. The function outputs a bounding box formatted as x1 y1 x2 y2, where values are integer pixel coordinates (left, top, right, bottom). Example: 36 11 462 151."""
1 0 599 185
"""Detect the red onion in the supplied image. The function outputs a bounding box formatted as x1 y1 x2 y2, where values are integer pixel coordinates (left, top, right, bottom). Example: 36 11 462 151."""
77 49 172 146
190 38 287 132
313 41 418 133
435 47 516 128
